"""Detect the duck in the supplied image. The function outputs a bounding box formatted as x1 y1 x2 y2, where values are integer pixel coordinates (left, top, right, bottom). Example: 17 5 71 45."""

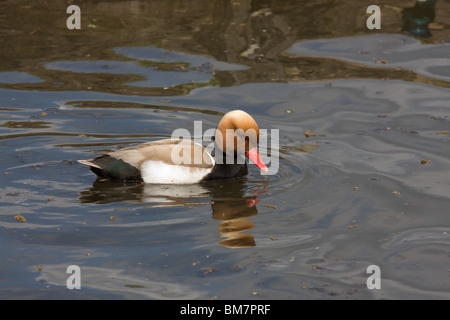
78 110 268 184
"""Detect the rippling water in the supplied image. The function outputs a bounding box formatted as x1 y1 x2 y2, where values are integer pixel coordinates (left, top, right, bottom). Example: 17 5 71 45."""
1 1 449 299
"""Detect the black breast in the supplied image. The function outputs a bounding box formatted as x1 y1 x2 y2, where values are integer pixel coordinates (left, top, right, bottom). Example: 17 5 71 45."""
203 163 248 181
202 149 248 181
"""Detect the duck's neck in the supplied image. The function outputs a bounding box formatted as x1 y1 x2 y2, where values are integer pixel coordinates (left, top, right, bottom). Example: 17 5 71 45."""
202 149 248 181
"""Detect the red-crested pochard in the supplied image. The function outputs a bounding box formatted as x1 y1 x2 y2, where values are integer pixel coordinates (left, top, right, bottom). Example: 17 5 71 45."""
78 110 268 184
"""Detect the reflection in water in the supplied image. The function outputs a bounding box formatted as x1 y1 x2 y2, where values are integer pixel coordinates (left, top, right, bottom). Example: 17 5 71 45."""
1 0 450 300
214 202 258 248
209 180 263 248
79 178 210 206
32 263 202 299
79 178 267 248
79 179 144 204
402 0 437 37
286 33 450 87
2 0 449 96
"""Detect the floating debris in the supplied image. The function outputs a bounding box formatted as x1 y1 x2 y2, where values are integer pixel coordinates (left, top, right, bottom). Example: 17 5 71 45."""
298 144 319 153
304 130 316 138
348 220 358 229
37 264 42 272
31 112 47 118
200 267 218 275
250 8 272 18
125 284 145 288
14 215 26 222
240 43 260 58
420 159 431 165
262 204 277 209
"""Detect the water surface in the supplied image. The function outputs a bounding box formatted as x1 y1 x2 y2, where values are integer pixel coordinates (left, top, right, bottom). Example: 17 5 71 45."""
1 0 449 299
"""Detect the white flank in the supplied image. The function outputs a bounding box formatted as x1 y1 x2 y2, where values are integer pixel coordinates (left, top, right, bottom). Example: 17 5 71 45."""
141 160 213 184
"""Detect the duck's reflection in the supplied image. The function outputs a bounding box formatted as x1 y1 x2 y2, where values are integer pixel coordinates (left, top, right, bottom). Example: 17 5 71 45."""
213 202 258 248
208 180 262 248
79 178 267 247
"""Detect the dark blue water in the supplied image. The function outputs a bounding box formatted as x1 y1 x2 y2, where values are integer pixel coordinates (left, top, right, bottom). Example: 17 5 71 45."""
1 1 449 299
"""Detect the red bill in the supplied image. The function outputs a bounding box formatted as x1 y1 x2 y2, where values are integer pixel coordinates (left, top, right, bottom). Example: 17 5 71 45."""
246 147 268 173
